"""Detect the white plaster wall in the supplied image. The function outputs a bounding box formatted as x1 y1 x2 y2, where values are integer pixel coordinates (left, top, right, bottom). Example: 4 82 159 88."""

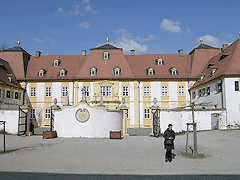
140 102 143 125
151 81 161 102
129 82 134 101
0 110 19 134
90 82 93 102
37 82 45 102
52 82 61 103
119 81 122 101
69 82 73 103
160 111 182 133
224 78 240 125
169 81 177 101
54 103 122 138
78 82 83 102
130 102 134 125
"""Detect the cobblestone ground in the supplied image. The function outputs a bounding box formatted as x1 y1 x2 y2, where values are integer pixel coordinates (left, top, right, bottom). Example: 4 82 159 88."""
0 130 239 175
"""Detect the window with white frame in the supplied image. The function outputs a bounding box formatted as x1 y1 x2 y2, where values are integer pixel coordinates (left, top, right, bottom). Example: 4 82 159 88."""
216 83 222 93
89 67 97 76
45 109 51 119
84 86 89 97
207 87 210 95
46 87 51 97
146 68 155 75
179 86 184 96
113 67 121 76
155 58 164 65
6 90 10 98
100 86 111 96
30 87 36 97
192 91 196 99
123 86 128 96
162 86 168 96
144 86 150 97
59 69 66 76
102 52 110 59
30 109 35 119
15 92 19 99
144 109 150 119
53 59 60 67
62 87 68 97
202 88 205 96
38 69 45 76
198 89 202 97
210 69 216 77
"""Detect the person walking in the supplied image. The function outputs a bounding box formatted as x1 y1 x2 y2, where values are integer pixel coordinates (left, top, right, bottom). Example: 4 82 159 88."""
163 124 175 162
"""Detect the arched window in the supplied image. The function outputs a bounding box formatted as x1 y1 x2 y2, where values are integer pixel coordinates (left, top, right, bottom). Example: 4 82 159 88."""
38 69 46 76
146 67 155 75
53 59 60 67
89 67 98 76
155 58 164 65
102 52 110 59
113 67 121 76
59 69 67 76
169 67 178 75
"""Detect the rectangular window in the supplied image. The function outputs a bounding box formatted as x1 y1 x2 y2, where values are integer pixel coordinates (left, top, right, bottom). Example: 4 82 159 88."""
30 109 35 119
179 86 184 96
235 81 239 91
216 83 222 93
46 87 51 97
30 87 36 97
15 92 19 99
162 86 168 96
144 86 150 97
207 87 210 95
84 86 89 97
192 91 196 99
62 87 68 97
6 90 10 98
45 109 51 119
144 109 150 119
123 86 129 96
100 86 105 96
202 88 205 96
126 109 129 119
106 86 111 96
198 89 202 97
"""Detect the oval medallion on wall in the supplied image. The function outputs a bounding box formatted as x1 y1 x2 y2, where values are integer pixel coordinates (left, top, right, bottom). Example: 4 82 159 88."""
75 108 90 123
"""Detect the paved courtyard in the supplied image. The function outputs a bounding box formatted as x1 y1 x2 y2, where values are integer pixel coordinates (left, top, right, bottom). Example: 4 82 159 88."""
0 130 239 178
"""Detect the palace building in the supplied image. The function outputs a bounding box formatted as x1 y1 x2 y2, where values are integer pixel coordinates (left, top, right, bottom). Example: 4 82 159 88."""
2 38 239 131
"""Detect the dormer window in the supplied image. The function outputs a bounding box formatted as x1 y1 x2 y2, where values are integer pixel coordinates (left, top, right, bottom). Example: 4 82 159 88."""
155 58 164 65
198 73 206 82
146 67 155 75
210 69 216 77
53 59 60 67
89 67 98 76
169 67 178 75
38 69 46 77
59 69 67 76
113 67 121 76
7 74 14 82
102 52 110 59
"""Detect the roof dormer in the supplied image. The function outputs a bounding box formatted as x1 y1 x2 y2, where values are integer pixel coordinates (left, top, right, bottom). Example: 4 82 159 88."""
210 66 218 77
7 74 14 82
102 51 110 59
59 69 67 76
113 67 121 76
146 67 155 75
38 69 46 77
89 66 98 76
53 59 61 67
155 58 164 65
169 67 178 75
197 73 206 82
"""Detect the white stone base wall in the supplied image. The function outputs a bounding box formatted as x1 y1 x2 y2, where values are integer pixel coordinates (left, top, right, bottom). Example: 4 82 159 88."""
0 110 19 134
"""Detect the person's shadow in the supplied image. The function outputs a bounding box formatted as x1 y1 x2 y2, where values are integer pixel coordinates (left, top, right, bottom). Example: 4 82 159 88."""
172 153 176 159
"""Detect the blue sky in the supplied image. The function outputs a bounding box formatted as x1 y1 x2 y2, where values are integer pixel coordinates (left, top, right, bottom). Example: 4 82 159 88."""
0 0 239 55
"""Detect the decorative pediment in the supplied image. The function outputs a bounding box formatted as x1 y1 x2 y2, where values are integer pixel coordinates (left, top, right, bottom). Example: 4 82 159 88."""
98 80 114 87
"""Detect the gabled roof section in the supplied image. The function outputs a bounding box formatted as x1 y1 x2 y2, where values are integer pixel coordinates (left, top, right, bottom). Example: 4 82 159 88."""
195 44 219 50
0 58 23 89
90 43 122 50
191 39 240 89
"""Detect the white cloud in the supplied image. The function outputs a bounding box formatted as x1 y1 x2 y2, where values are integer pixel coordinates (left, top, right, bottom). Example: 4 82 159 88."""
45 36 57 43
198 35 221 47
114 29 132 38
136 35 155 42
221 33 232 39
85 5 100 14
160 19 180 33
187 28 191 34
82 0 89 3
57 7 63 13
69 5 80 15
35 38 43 43
80 21 90 29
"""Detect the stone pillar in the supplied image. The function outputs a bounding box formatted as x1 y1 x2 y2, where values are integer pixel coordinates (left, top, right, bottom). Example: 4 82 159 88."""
120 106 129 136
20 105 30 135
74 81 79 106
133 81 139 128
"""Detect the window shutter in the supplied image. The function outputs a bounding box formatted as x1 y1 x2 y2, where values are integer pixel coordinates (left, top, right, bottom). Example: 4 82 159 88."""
155 60 158 65
146 69 148 75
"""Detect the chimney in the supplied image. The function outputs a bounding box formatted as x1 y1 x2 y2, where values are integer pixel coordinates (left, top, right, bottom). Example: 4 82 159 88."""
130 49 135 56
178 49 183 57
82 50 86 56
36 51 41 58
221 44 228 52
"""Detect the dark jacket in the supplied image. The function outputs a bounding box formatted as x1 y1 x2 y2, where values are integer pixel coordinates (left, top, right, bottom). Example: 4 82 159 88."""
163 128 175 150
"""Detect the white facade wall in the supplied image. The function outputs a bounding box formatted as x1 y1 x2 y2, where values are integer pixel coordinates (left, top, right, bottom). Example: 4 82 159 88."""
139 82 143 102
52 82 61 103
90 82 93 102
130 102 134 125
140 102 143 125
129 82 134 101
224 78 240 125
54 103 122 138
69 82 73 104
118 81 122 101
37 82 44 102
78 82 83 102
0 110 19 134
151 81 161 103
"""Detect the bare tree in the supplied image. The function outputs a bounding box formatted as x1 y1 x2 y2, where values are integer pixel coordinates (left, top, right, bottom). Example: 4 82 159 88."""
0 44 8 51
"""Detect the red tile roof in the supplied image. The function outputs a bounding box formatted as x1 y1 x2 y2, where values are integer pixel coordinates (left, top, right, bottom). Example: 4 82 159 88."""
0 58 23 89
191 39 240 88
